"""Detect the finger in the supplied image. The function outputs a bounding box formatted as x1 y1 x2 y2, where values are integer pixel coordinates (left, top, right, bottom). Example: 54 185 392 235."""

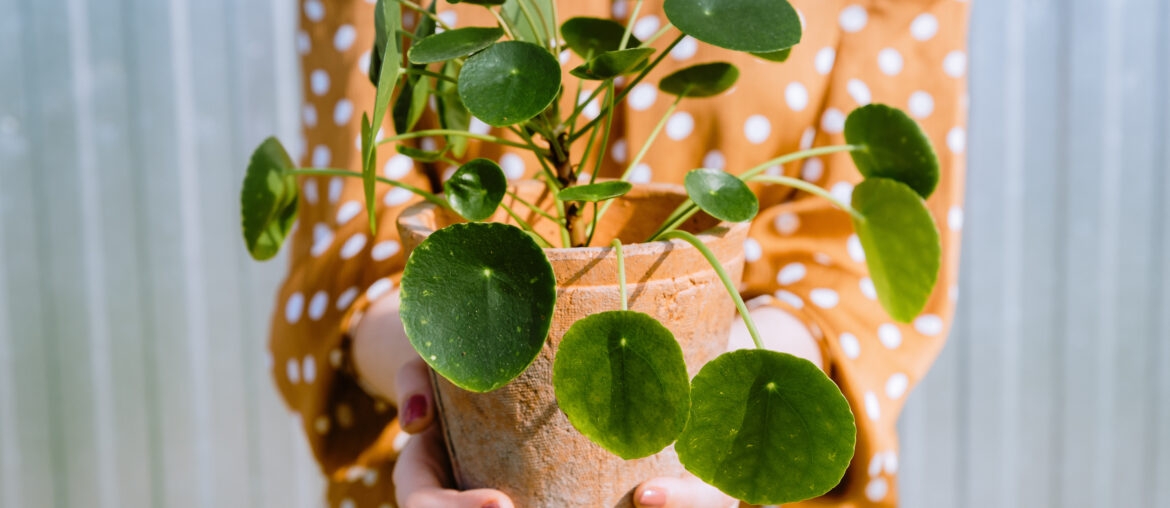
402 487 514 508
394 427 513 508
634 476 737 508
395 356 435 433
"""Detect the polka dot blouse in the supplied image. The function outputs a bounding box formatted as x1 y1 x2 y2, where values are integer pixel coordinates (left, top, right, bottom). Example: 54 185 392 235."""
271 0 969 506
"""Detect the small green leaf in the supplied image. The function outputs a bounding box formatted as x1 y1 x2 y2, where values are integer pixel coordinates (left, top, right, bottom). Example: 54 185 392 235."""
663 0 801 53
400 222 557 393
684 169 758 222
396 144 446 162
443 158 507 221
365 0 403 231
458 41 562 126
658 62 739 98
436 61 471 157
392 74 430 134
408 27 505 64
570 47 654 80
553 311 690 460
851 178 941 322
360 113 378 231
561 17 641 59
677 349 856 505
241 137 298 261
752 48 791 62
555 181 633 202
844 104 940 199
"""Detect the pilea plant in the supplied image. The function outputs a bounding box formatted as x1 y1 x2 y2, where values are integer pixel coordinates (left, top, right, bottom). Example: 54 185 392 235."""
241 0 941 504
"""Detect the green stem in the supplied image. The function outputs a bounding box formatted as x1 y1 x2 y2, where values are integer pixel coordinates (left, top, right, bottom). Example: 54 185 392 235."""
514 0 547 47
584 201 599 246
510 126 562 189
290 168 452 212
620 0 644 49
589 80 617 184
397 0 450 30
659 230 763 349
749 175 864 221
645 203 697 242
641 22 673 47
612 238 627 311
375 129 540 152
620 95 680 181
500 202 554 247
399 67 455 84
506 190 561 223
738 144 864 181
564 83 608 133
489 7 517 40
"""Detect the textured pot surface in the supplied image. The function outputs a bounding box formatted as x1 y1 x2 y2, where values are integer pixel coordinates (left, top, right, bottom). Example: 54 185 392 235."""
397 180 749 508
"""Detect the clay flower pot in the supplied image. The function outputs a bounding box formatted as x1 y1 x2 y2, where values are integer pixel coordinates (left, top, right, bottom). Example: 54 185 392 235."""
397 180 749 507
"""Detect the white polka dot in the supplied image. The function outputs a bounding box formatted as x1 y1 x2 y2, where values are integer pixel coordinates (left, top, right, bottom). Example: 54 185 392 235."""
671 36 698 60
865 478 888 501
384 187 413 206
304 0 324 22
947 126 967 153
859 277 877 300
286 358 300 383
420 137 438 152
814 47 836 75
437 11 457 28
801 158 824 182
336 201 362 225
809 288 840 308
499 153 525 179
310 69 330 95
868 453 884 476
839 5 868 32
302 103 317 127
910 13 938 41
334 24 357 51
878 323 902 349
558 49 571 64
335 287 359 311
944 50 968 78
311 145 331 167
914 314 944 336
469 116 491 135
392 431 412 452
839 332 860 359
886 372 909 399
765 165 782 176
773 212 799 235
362 469 378 486
813 252 833 265
285 292 305 323
358 51 370 74
666 112 694 140
865 393 879 421
632 15 660 41
628 163 652 183
628 84 657 111
308 291 328 320
371 240 400 261
611 139 628 163
340 234 367 259
302 355 317 383
744 115 772 144
334 99 354 125
743 238 762 262
311 223 333 257
774 289 804 309
784 82 809 111
878 48 904 76
314 415 331 434
296 30 311 54
328 177 343 204
832 182 855 207
366 277 394 301
847 79 872 105
303 179 319 205
948 205 964 230
884 451 899 474
908 91 935 118
384 154 413 179
702 150 726 170
777 263 806 285
821 108 846 133
799 126 816 150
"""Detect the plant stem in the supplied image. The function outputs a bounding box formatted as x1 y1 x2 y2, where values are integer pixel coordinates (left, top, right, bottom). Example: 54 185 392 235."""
375 128 540 152
506 189 561 223
612 238 627 310
645 203 697 242
500 202 554 247
620 0 644 49
641 22 674 47
489 7 517 40
619 94 680 181
290 168 452 212
514 0 547 48
563 84 608 133
738 144 864 181
510 126 562 190
397 0 450 31
659 230 763 349
749 175 865 221
399 67 456 84
589 80 617 185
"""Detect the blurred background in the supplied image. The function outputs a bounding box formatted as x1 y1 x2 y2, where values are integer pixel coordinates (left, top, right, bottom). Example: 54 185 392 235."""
1 0 1168 507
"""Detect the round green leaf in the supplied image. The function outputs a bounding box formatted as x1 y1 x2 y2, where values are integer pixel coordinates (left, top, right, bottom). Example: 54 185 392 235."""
408 27 505 64
458 41 562 126
663 0 801 53
570 47 654 80
677 349 856 505
555 181 633 202
553 310 691 459
560 17 640 59
658 62 739 98
240 137 298 261
851 178 941 322
684 169 758 222
443 158 507 221
844 104 940 199
400 222 557 393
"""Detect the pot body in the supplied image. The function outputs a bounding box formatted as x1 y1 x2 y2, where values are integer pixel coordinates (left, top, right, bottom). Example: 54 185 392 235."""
397 181 748 507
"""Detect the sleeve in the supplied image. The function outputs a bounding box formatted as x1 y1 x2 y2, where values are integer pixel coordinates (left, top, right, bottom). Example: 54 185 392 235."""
740 1 969 506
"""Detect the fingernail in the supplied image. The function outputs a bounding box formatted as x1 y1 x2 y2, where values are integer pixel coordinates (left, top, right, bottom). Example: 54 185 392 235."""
638 488 666 506
401 394 427 428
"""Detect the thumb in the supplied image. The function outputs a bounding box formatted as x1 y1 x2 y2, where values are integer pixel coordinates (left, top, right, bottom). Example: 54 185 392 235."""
634 476 738 508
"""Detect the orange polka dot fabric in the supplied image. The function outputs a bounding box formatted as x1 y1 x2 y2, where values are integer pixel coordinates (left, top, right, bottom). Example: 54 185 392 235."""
270 1 968 506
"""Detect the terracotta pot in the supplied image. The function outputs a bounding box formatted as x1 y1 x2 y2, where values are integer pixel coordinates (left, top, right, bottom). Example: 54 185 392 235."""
397 180 749 508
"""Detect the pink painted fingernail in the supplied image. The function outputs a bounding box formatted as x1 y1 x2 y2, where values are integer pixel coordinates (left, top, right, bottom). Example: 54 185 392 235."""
638 488 666 506
401 394 427 428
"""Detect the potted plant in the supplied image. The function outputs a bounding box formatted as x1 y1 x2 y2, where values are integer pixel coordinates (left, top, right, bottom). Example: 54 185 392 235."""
240 0 942 506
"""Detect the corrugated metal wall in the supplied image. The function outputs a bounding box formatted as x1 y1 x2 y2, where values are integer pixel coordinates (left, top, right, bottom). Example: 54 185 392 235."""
0 1 1166 507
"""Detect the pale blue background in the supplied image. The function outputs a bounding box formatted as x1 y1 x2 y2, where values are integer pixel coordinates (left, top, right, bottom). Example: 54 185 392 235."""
1 0 1168 507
